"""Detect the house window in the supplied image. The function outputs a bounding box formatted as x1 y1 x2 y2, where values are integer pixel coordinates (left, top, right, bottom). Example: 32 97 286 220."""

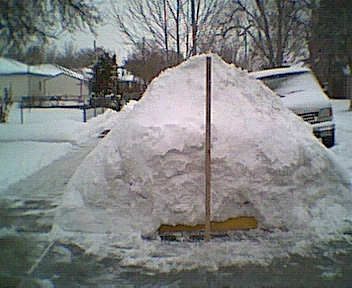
39 81 42 92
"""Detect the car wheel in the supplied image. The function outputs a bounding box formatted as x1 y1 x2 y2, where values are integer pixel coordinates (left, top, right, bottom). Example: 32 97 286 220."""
322 134 335 148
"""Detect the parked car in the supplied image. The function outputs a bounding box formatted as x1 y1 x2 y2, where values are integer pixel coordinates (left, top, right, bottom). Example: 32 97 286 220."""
249 66 335 148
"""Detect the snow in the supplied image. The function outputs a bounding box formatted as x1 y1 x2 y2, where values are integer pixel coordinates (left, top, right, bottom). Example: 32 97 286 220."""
0 57 86 80
0 57 28 75
249 67 332 111
29 64 63 77
0 105 119 190
1 54 352 273
248 65 310 79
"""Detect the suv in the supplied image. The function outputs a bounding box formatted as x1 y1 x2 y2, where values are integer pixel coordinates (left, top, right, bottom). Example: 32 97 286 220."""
249 67 335 148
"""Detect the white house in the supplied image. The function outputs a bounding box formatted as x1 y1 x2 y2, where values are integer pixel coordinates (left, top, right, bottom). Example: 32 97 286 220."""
0 58 89 102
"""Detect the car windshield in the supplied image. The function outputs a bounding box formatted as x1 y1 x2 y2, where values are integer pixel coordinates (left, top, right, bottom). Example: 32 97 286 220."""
259 71 322 98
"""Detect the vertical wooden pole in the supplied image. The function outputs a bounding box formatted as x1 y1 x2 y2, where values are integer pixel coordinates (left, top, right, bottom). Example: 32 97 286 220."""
205 56 212 241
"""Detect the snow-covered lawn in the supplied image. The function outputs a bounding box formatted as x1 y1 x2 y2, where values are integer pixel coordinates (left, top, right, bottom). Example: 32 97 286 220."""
0 106 119 191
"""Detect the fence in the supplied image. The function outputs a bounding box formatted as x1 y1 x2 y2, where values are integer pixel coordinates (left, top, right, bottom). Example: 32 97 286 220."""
21 95 86 108
19 95 119 124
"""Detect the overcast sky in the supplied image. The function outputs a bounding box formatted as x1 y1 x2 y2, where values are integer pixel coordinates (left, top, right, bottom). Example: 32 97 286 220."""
56 1 130 64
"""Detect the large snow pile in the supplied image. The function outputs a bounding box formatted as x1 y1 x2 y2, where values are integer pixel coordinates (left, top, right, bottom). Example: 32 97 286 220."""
56 54 352 270
52 55 352 272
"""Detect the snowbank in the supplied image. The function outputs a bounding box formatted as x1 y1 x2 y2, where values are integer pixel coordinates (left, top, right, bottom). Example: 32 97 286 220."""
57 54 352 270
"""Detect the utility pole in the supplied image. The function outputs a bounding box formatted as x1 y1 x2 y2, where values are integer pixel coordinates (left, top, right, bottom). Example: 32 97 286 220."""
163 0 169 63
191 0 197 55
176 0 181 58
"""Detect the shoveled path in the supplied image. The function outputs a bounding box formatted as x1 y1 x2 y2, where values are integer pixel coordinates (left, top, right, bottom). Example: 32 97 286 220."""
0 137 103 285
0 137 100 247
0 136 136 286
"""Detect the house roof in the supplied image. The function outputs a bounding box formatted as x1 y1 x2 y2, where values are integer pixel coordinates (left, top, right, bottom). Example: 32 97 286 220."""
0 57 86 81
0 58 29 74
119 73 145 85
29 64 64 77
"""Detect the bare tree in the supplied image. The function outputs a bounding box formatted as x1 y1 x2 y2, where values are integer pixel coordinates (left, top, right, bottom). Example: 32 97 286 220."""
124 39 183 84
0 0 102 57
53 45 96 69
221 0 312 70
112 1 169 51
166 0 182 58
111 0 224 59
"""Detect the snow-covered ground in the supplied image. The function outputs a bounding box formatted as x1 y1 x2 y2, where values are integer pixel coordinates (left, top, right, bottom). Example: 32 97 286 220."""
1 55 352 275
0 106 119 191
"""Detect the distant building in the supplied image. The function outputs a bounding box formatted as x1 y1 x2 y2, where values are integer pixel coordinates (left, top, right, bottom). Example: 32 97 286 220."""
84 66 146 101
117 68 146 101
0 58 89 102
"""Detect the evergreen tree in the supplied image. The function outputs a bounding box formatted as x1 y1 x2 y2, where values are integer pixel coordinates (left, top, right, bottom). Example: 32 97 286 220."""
90 52 118 96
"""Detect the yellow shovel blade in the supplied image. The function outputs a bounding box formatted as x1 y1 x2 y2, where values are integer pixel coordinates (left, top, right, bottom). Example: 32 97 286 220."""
158 216 258 233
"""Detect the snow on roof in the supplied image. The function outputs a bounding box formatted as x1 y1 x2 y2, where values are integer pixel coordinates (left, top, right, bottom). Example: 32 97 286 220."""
249 66 311 79
119 73 145 85
29 64 63 77
0 57 86 80
80 67 93 79
120 74 135 82
55 65 86 81
0 57 29 75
